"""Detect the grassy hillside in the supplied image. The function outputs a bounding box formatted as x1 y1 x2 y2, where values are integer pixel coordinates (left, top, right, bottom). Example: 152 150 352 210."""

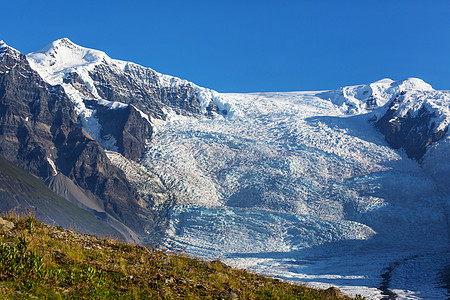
0 214 361 299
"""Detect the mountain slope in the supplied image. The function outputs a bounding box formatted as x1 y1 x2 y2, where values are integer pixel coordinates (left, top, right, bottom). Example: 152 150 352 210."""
0 155 120 237
318 77 449 159
0 41 146 241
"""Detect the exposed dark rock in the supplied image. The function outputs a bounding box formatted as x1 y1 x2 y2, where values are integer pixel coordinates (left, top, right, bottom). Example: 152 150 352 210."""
54 128 143 227
62 72 95 98
0 46 75 179
88 61 218 119
86 100 153 161
219 291 238 300
375 95 448 160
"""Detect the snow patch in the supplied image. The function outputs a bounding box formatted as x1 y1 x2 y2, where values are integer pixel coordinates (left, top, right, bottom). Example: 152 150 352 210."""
100 134 119 152
193 85 232 115
59 83 102 141
317 77 449 135
97 99 128 110
46 157 58 176
388 90 450 132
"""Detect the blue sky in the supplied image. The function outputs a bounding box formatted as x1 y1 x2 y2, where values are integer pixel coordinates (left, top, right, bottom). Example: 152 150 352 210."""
2 1 449 92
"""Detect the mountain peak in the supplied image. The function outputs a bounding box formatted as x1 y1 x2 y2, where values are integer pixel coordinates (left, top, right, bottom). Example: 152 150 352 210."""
391 77 433 91
34 38 84 54
56 37 75 45
27 38 110 84
373 78 394 85
0 40 7 55
316 77 435 115
0 40 22 62
51 38 79 51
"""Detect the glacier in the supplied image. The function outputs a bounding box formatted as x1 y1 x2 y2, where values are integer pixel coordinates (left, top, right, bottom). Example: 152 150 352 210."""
141 89 449 299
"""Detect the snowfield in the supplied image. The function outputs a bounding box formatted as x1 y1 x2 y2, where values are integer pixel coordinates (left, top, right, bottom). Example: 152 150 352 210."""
142 88 449 299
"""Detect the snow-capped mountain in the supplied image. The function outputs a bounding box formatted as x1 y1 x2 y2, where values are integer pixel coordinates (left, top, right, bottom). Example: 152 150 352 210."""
0 38 449 299
26 38 231 161
317 78 433 114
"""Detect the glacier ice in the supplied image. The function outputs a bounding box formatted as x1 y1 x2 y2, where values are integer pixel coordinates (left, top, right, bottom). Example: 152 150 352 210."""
142 89 449 299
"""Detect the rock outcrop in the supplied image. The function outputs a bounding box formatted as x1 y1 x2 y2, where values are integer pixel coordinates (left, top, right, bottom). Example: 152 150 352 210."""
319 77 449 160
85 100 153 161
374 91 449 160
89 62 204 119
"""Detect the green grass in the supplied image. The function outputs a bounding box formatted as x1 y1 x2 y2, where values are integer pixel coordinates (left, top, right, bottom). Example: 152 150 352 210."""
0 214 362 299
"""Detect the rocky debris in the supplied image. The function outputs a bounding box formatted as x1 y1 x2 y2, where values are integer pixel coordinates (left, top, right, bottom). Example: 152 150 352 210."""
0 155 127 238
219 291 238 300
326 287 346 298
176 277 195 285
208 259 231 269
160 256 171 265
164 277 174 284
121 275 133 281
0 217 14 231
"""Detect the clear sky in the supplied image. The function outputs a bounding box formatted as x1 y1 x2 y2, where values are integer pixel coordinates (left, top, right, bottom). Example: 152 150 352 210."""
1 0 449 92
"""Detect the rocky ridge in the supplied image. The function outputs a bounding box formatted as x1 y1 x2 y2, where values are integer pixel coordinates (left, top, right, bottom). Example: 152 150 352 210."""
27 38 227 161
